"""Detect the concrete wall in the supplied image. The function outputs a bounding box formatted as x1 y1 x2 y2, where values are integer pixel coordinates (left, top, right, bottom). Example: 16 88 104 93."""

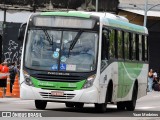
3 22 22 65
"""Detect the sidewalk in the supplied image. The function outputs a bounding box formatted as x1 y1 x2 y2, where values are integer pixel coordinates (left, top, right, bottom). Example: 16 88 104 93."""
137 90 160 103
147 90 160 94
0 98 21 102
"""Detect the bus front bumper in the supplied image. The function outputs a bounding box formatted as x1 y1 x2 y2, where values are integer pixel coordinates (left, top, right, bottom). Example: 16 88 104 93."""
20 83 99 103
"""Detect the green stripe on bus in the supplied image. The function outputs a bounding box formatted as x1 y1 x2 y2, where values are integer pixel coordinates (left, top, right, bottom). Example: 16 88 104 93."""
41 12 90 18
31 77 86 90
117 62 143 98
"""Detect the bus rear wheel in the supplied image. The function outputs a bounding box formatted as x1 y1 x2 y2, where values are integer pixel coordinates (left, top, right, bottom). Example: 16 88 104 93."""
117 102 125 110
35 100 47 110
126 85 138 111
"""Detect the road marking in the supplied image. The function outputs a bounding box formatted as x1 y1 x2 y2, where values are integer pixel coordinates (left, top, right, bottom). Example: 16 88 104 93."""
9 100 33 104
136 106 155 109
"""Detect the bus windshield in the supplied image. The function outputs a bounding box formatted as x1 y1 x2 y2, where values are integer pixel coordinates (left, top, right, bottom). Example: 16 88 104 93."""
24 29 98 72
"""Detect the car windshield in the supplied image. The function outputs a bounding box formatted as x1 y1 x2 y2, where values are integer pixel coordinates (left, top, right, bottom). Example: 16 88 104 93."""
25 29 98 72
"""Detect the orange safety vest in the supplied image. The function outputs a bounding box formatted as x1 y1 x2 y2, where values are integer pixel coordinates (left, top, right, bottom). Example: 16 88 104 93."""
0 65 9 79
0 64 2 72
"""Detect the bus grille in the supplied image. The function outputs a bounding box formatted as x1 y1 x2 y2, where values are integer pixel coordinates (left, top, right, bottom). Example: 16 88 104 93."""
39 92 75 99
31 74 85 82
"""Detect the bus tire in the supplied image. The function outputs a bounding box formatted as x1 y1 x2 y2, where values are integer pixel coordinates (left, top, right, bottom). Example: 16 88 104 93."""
65 103 74 108
95 103 107 113
35 100 47 110
126 85 138 111
95 87 109 112
117 102 125 110
74 103 84 109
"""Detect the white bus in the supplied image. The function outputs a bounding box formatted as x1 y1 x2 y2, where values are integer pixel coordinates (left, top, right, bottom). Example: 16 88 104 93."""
18 11 148 112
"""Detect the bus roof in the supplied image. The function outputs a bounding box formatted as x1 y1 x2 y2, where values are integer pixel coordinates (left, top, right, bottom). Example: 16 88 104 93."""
39 11 148 35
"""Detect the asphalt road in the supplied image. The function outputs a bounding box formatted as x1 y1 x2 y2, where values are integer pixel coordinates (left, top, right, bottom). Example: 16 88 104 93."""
0 91 160 119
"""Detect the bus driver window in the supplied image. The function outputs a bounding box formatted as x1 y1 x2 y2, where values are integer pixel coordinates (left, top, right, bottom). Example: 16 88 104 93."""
101 29 110 70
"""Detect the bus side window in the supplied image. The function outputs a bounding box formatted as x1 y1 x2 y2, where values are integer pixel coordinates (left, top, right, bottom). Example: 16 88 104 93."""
132 34 136 60
101 29 110 60
142 35 145 61
124 32 129 60
129 33 132 60
101 29 110 71
136 34 139 60
117 31 123 59
145 36 148 61
139 35 142 61
109 30 115 58
122 31 125 59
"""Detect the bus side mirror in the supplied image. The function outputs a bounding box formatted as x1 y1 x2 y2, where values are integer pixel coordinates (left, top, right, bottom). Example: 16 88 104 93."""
18 23 27 41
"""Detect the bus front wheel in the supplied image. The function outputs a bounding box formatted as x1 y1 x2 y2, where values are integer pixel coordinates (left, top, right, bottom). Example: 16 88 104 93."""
75 103 84 109
35 100 47 110
95 90 109 113
95 103 107 113
65 103 74 108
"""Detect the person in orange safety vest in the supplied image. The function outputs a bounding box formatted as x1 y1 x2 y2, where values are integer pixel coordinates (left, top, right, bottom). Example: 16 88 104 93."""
1 62 9 72
0 64 2 72
1 62 9 79
0 62 9 89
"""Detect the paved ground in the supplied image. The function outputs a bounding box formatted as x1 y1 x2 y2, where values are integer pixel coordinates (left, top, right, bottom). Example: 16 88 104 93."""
0 91 160 119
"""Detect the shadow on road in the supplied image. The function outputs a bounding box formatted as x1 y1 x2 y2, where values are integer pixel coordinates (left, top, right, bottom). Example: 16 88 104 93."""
46 107 119 113
35 107 134 117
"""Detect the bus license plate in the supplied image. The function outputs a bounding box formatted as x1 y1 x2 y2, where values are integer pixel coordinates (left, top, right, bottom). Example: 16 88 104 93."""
51 91 64 96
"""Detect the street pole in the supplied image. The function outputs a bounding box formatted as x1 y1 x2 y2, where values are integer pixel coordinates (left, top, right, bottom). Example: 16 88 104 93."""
2 9 6 63
143 0 148 27
2 0 6 63
96 0 98 12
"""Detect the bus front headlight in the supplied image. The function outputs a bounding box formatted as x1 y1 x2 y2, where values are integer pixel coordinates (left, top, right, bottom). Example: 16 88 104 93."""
23 71 34 86
83 75 96 89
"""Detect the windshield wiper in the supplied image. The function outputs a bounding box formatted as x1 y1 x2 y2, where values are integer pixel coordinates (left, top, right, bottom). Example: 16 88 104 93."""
42 28 53 45
68 30 83 57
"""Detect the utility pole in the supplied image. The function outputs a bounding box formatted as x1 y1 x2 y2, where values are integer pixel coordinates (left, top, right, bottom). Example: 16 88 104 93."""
143 0 148 27
2 1 6 63
96 0 98 12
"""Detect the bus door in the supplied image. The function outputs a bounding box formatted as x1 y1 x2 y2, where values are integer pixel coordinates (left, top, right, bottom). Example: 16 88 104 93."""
99 29 110 102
